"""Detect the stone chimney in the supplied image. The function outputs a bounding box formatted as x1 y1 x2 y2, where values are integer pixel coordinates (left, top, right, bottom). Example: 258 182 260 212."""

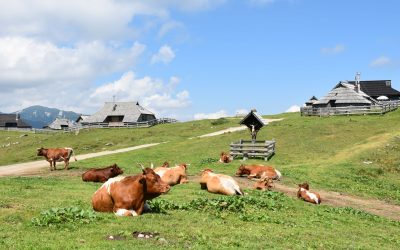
355 72 361 93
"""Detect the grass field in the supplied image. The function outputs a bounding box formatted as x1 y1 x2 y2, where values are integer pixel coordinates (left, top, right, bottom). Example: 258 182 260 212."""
0 112 400 249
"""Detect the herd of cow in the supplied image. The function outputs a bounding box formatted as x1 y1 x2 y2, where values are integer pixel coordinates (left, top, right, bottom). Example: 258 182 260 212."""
37 147 321 217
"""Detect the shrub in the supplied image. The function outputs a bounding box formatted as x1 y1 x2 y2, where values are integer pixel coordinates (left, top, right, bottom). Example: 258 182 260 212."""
210 118 228 126
31 207 99 227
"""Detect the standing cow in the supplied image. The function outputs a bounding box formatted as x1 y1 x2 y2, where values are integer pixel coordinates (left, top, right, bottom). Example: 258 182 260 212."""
82 164 124 183
199 169 243 196
37 147 77 171
91 167 170 216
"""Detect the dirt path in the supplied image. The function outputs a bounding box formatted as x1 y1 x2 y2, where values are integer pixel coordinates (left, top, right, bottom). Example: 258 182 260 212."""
189 118 284 139
0 143 161 177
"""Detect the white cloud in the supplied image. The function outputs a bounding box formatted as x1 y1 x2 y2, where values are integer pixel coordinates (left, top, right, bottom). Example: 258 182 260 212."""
370 56 392 67
0 0 226 42
158 21 184 38
320 44 345 55
285 105 300 113
235 109 249 116
89 72 190 116
151 45 176 64
194 110 229 120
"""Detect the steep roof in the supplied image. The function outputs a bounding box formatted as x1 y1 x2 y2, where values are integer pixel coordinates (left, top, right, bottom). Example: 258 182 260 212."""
46 118 75 129
239 110 266 131
313 82 376 105
83 102 155 123
347 80 400 97
0 114 32 128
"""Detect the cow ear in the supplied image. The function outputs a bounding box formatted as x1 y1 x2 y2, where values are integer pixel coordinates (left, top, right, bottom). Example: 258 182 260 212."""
139 176 146 184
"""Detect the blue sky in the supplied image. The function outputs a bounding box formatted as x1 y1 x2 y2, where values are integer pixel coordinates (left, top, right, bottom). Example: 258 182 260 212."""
0 0 399 120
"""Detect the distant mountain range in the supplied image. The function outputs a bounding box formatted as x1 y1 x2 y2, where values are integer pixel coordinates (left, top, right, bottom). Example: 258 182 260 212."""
15 105 81 128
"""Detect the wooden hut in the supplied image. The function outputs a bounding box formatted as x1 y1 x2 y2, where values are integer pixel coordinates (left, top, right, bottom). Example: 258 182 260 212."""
82 102 156 127
305 96 318 107
347 80 400 101
0 114 31 129
44 118 76 130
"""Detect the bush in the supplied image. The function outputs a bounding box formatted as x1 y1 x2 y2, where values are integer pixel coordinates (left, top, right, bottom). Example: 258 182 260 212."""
31 207 99 227
210 118 228 126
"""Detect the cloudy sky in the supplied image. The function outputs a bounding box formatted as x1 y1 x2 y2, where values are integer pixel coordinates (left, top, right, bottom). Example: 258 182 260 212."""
0 0 399 120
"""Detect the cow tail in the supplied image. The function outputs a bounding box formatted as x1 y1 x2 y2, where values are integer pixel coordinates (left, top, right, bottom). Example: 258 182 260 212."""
275 169 282 180
68 148 77 161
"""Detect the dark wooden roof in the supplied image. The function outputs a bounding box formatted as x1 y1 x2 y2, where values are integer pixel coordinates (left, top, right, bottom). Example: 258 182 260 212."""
348 80 400 97
0 114 32 128
239 110 265 131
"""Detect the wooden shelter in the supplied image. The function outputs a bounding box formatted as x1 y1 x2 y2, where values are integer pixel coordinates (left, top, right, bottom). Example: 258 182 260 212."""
239 109 266 141
0 114 31 129
44 118 76 130
82 102 156 127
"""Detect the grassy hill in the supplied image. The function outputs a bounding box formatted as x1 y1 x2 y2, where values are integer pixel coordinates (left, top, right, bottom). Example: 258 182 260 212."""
0 112 399 249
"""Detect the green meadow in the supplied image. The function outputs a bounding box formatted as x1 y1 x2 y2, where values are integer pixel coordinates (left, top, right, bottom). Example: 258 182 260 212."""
0 111 399 249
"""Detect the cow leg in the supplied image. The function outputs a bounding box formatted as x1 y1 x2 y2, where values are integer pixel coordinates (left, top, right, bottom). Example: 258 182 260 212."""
53 160 57 171
247 174 257 179
48 161 53 171
64 159 69 170
179 175 189 184
114 208 138 217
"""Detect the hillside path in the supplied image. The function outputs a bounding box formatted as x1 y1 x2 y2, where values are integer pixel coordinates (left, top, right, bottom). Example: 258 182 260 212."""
0 143 161 177
231 177 400 221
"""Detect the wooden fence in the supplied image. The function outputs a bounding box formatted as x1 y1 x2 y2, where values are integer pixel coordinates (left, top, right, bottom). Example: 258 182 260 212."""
300 101 399 116
230 139 275 161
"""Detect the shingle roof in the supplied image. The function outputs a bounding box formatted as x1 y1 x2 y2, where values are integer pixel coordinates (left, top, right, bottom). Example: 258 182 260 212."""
83 102 155 123
313 82 376 105
348 80 400 97
239 110 266 131
46 118 75 129
0 114 32 128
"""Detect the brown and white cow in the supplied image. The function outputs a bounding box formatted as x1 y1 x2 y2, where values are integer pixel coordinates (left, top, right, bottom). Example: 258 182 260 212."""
297 182 321 204
82 164 124 183
253 177 274 191
199 169 243 196
92 167 170 216
219 152 231 163
37 147 77 171
153 163 189 186
235 164 282 180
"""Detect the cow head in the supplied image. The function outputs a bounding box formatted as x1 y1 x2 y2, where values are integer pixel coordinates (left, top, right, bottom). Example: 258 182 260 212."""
141 168 170 199
110 164 123 176
219 152 231 163
235 164 250 176
37 147 47 156
298 182 310 190
199 169 213 189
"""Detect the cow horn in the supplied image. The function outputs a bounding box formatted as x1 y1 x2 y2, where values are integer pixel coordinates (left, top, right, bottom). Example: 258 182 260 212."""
150 163 154 169
137 163 145 170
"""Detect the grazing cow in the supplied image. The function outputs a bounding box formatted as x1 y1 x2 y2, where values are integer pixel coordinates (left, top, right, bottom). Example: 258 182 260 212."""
235 164 282 180
82 164 124 183
219 152 231 163
199 169 243 196
154 163 189 186
297 182 321 204
253 177 274 191
37 147 77 171
91 167 170 216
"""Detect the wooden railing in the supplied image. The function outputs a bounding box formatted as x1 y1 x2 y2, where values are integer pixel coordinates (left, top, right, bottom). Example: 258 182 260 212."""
230 139 275 161
300 101 399 116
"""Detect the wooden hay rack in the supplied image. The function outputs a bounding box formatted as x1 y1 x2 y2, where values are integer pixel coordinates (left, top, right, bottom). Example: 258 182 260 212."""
230 139 275 161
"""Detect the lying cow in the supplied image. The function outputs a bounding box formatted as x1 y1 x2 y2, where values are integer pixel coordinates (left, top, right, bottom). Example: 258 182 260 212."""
253 177 274 191
37 147 77 171
297 182 321 204
154 163 189 186
199 169 243 196
235 164 282 180
92 167 170 216
219 152 231 163
82 164 123 183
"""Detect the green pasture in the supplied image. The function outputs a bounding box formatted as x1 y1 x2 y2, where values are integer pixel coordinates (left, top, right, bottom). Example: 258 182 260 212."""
0 112 400 249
